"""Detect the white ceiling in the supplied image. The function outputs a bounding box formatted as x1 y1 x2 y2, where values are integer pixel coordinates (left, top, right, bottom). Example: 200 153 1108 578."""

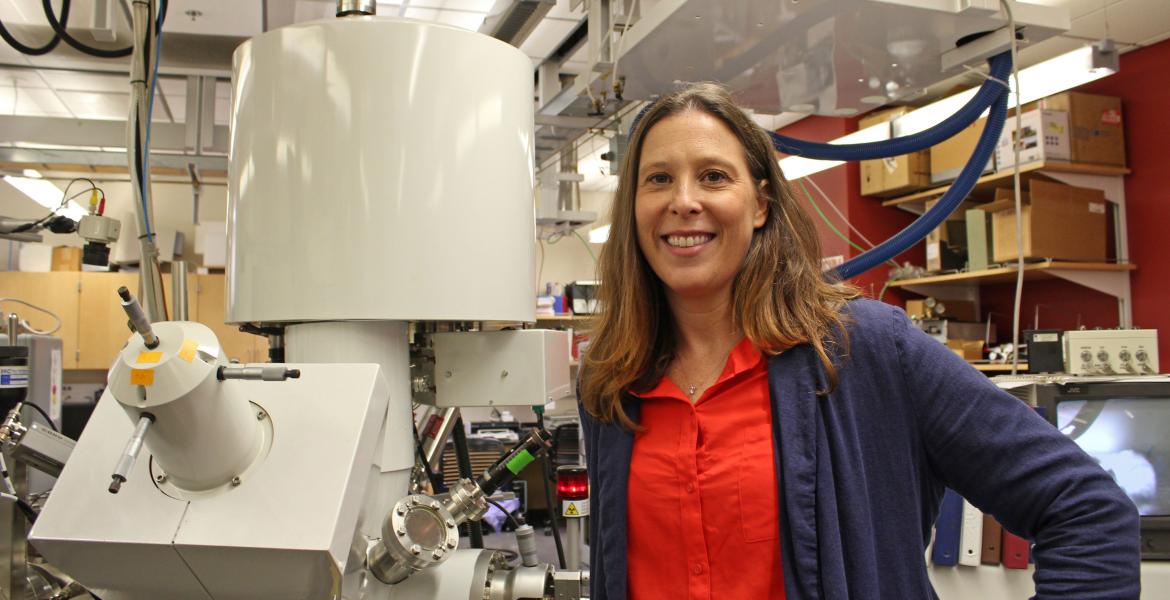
0 0 1166 130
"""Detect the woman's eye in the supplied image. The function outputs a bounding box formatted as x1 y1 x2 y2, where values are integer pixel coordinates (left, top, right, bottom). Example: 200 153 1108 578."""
647 173 670 185
702 170 728 184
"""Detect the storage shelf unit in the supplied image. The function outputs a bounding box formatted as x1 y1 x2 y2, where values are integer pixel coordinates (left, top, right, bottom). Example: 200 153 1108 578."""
875 160 1134 328
881 161 1132 213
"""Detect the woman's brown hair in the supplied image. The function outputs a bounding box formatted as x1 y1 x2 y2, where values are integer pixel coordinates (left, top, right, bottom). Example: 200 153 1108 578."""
579 82 859 429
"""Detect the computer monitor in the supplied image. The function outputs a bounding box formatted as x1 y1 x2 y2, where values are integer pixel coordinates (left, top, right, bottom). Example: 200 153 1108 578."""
1032 380 1170 560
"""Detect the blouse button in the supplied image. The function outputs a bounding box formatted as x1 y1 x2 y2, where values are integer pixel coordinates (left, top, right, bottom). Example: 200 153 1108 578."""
685 482 695 493
692 564 703 575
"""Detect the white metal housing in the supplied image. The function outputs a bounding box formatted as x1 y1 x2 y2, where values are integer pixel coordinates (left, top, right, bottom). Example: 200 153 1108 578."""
227 16 536 324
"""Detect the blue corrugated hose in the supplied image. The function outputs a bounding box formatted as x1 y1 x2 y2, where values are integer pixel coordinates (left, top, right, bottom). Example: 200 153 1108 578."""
768 52 1012 160
833 84 1009 279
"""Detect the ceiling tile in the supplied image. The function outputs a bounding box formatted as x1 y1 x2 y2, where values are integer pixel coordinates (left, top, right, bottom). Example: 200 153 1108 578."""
435 9 487 30
164 0 263 38
0 86 14 115
38 70 127 93
215 98 230 126
437 0 496 11
167 96 187 123
0 67 48 88
56 91 129 120
13 87 71 117
405 7 441 20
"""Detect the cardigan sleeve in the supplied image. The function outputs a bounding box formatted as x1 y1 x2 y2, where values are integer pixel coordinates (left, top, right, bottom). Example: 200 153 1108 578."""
885 304 1140 598
578 397 605 599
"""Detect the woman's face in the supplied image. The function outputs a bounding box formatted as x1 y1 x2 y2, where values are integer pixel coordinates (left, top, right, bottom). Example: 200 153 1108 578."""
634 109 767 303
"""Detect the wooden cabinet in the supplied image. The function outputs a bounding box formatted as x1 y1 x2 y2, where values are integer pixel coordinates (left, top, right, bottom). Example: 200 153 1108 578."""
195 274 267 364
0 271 269 370
76 272 140 369
0 272 81 368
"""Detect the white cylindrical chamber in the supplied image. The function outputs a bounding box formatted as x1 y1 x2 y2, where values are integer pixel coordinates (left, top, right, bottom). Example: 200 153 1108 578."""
227 17 536 324
107 322 262 492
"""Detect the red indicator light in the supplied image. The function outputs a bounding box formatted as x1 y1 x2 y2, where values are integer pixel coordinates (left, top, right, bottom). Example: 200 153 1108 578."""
556 466 588 501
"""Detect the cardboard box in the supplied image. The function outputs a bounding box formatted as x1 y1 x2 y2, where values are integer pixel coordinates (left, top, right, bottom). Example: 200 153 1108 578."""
859 107 931 197
1038 92 1125 166
906 298 978 322
947 339 985 360
51 246 82 271
995 109 1071 169
930 117 995 184
861 152 932 197
983 179 1107 262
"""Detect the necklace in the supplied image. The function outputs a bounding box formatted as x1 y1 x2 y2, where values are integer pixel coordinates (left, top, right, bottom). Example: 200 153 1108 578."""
674 347 733 400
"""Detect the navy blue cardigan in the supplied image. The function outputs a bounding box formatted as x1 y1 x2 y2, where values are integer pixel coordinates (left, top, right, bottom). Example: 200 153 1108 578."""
579 299 1140 599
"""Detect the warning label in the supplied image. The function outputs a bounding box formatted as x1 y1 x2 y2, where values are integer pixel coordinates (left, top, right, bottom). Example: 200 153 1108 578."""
562 499 589 517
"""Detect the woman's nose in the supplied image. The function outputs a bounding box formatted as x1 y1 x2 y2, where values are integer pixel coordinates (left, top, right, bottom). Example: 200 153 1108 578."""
669 179 703 215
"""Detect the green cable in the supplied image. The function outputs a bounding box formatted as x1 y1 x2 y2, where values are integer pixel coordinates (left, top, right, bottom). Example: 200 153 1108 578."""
795 178 869 255
571 229 598 264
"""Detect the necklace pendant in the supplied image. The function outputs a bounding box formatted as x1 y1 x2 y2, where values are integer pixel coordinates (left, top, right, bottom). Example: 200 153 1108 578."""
688 384 697 396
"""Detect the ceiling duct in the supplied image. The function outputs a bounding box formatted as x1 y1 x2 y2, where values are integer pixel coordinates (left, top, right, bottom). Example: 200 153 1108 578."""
480 0 555 47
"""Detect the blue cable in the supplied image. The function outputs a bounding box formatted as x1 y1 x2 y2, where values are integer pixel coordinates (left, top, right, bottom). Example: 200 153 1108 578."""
833 87 1009 279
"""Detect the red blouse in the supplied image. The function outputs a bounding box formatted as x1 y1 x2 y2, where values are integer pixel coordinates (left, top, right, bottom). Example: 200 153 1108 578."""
627 337 785 599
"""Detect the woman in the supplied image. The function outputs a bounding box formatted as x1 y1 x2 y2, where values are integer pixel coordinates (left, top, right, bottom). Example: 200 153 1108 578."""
577 83 1139 599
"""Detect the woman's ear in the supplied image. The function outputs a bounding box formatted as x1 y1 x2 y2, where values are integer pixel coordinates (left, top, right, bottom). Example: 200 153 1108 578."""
753 180 769 228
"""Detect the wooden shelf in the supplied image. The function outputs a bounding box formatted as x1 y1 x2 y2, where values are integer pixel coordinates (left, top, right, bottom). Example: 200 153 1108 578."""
886 261 1135 288
880 161 1131 212
971 362 1029 372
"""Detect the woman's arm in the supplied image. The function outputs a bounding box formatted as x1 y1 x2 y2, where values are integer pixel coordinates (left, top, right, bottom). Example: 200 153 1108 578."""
889 306 1140 598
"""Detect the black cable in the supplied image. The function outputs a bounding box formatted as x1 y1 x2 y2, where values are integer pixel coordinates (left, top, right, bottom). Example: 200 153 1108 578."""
22 402 59 433
41 0 168 59
452 418 484 549
0 0 70 56
16 498 38 524
411 419 446 492
537 412 567 569
485 496 523 531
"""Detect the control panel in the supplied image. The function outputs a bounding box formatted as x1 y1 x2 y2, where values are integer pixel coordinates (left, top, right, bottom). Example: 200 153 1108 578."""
1064 329 1159 376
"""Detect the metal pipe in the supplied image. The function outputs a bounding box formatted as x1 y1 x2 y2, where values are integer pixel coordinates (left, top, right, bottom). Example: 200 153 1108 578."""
336 0 376 16
171 260 189 321
117 287 159 349
6 313 16 345
565 517 581 571
109 414 154 494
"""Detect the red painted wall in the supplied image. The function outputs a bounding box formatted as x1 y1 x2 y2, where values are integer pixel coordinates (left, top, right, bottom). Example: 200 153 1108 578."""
780 39 1170 359
1077 40 1170 359
775 117 921 303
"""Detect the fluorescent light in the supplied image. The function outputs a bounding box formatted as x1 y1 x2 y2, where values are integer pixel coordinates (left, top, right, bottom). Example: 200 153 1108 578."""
22 169 42 178
896 43 1118 137
3 175 87 221
780 43 1118 180
589 224 610 244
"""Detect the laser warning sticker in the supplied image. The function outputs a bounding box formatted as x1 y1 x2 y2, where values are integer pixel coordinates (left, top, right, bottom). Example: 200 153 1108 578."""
130 369 155 386
562 499 589 517
178 339 198 362
136 351 163 365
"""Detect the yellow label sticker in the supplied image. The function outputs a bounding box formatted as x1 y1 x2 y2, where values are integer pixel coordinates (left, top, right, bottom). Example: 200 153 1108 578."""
178 339 198 363
565 503 579 516
136 351 163 365
130 369 155 386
